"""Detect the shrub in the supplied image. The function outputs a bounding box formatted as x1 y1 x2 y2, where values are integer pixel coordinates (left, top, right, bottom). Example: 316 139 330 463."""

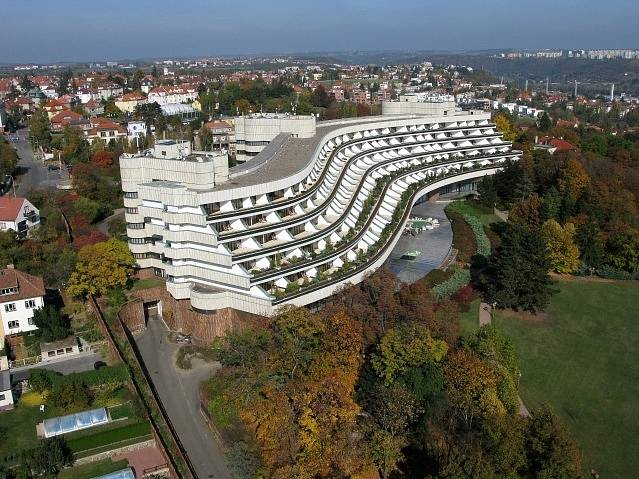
596 265 639 280
48 381 92 410
29 369 56 393
431 269 471 301
462 213 491 257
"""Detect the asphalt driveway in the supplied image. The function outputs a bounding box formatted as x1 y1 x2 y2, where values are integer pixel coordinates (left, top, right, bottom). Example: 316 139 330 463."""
134 318 231 479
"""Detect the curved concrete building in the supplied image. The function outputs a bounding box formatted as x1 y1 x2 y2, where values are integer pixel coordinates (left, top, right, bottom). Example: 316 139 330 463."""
121 105 520 316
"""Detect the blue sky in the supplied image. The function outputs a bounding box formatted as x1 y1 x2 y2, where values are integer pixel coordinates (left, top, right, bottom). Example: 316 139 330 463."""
1 0 638 63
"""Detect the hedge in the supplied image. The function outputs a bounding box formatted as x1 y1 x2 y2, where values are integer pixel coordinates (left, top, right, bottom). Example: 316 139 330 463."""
462 213 491 257
31 364 130 389
66 420 150 454
431 269 471 300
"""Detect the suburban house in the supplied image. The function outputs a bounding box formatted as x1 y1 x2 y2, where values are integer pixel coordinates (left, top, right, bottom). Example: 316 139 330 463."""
534 136 578 155
49 110 89 132
127 120 148 140
203 119 234 151
140 77 154 94
84 117 127 143
0 266 45 338
115 92 147 113
0 196 40 235
147 84 199 106
84 99 105 117
44 98 68 119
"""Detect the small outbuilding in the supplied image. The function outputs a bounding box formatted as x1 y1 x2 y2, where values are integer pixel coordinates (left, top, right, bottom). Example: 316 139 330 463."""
40 336 80 362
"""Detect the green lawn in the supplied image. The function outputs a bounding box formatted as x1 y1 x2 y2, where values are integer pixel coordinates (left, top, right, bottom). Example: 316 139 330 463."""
57 458 129 479
130 277 165 291
459 299 481 337
67 420 151 455
493 280 639 479
446 200 501 227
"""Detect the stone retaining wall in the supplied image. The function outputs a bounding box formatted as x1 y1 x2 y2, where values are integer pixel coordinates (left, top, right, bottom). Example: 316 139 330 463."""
74 438 156 466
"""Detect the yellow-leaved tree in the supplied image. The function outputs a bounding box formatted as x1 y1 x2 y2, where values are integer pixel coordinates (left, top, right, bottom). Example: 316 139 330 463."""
542 219 581 273
494 114 519 142
67 238 135 297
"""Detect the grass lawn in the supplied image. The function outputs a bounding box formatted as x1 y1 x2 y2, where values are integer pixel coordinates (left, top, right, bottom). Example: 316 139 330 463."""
459 299 480 337
67 420 151 455
493 279 639 479
57 458 129 479
446 200 501 227
130 277 165 291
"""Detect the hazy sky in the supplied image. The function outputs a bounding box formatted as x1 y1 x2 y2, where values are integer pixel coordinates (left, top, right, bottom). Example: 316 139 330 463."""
1 0 638 63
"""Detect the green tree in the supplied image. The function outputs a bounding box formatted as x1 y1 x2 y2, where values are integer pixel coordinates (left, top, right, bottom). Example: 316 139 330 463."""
524 407 581 478
482 223 555 312
371 323 448 385
32 306 70 342
20 437 73 477
0 137 19 180
29 109 52 149
538 111 552 131
57 68 73 96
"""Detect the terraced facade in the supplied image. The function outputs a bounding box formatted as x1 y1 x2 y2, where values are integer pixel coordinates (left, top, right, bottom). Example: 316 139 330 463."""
121 110 520 315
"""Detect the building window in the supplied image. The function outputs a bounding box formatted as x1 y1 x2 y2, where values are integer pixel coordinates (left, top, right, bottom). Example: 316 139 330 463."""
126 207 138 214
133 253 146 259
25 299 36 309
0 394 5 401
4 303 16 313
124 192 139 199
128 237 145 245
127 223 145 230
7 320 19 329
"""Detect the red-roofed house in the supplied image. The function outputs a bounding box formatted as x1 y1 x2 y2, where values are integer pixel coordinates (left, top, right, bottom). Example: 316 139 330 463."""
50 110 89 132
85 117 127 143
0 265 45 337
84 99 104 117
44 98 69 119
535 136 578 155
0 196 39 235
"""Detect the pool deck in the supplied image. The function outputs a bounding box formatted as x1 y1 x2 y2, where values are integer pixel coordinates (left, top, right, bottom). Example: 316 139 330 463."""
385 201 453 284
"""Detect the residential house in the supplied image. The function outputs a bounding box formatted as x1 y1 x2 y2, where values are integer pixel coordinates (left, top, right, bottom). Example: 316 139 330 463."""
44 98 68 119
49 110 89 133
140 77 154 94
115 92 147 113
84 99 104 117
147 84 199 106
96 83 124 101
85 117 127 143
127 121 148 140
203 119 234 151
76 88 98 104
0 265 45 337
534 136 578 155
0 197 40 235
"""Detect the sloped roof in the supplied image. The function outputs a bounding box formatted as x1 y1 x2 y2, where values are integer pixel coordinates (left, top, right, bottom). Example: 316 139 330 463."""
0 267 45 301
0 197 26 221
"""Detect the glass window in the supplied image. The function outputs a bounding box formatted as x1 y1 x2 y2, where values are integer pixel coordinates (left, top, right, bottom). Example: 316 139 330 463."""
4 303 16 312
7 320 19 329
25 299 36 308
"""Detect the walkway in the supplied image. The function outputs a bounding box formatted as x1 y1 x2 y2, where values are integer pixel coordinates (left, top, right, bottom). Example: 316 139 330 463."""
477 302 530 418
135 318 231 479
385 201 453 284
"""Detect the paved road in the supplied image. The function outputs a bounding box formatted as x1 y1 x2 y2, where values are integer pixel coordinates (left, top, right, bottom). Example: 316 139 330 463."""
10 352 102 383
6 129 69 196
97 208 125 235
135 318 231 479
385 201 453 283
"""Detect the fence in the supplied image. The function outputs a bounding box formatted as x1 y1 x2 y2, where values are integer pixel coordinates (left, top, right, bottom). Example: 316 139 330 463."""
87 296 197 479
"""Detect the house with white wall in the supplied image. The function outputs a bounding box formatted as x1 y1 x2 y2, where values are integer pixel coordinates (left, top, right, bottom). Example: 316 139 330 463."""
0 197 40 235
0 370 13 411
0 266 45 337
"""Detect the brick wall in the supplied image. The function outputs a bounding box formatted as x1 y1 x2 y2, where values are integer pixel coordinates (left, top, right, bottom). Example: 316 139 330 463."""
126 285 267 342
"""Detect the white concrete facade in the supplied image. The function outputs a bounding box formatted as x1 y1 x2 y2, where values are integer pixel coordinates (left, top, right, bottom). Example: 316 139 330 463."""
233 113 316 163
0 295 44 336
121 107 519 315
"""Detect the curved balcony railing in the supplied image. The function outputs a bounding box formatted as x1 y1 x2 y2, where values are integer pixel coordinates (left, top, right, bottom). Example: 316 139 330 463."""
206 122 497 221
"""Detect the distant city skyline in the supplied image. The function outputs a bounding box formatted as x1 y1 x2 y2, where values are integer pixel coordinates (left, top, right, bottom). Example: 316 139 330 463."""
1 0 638 64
